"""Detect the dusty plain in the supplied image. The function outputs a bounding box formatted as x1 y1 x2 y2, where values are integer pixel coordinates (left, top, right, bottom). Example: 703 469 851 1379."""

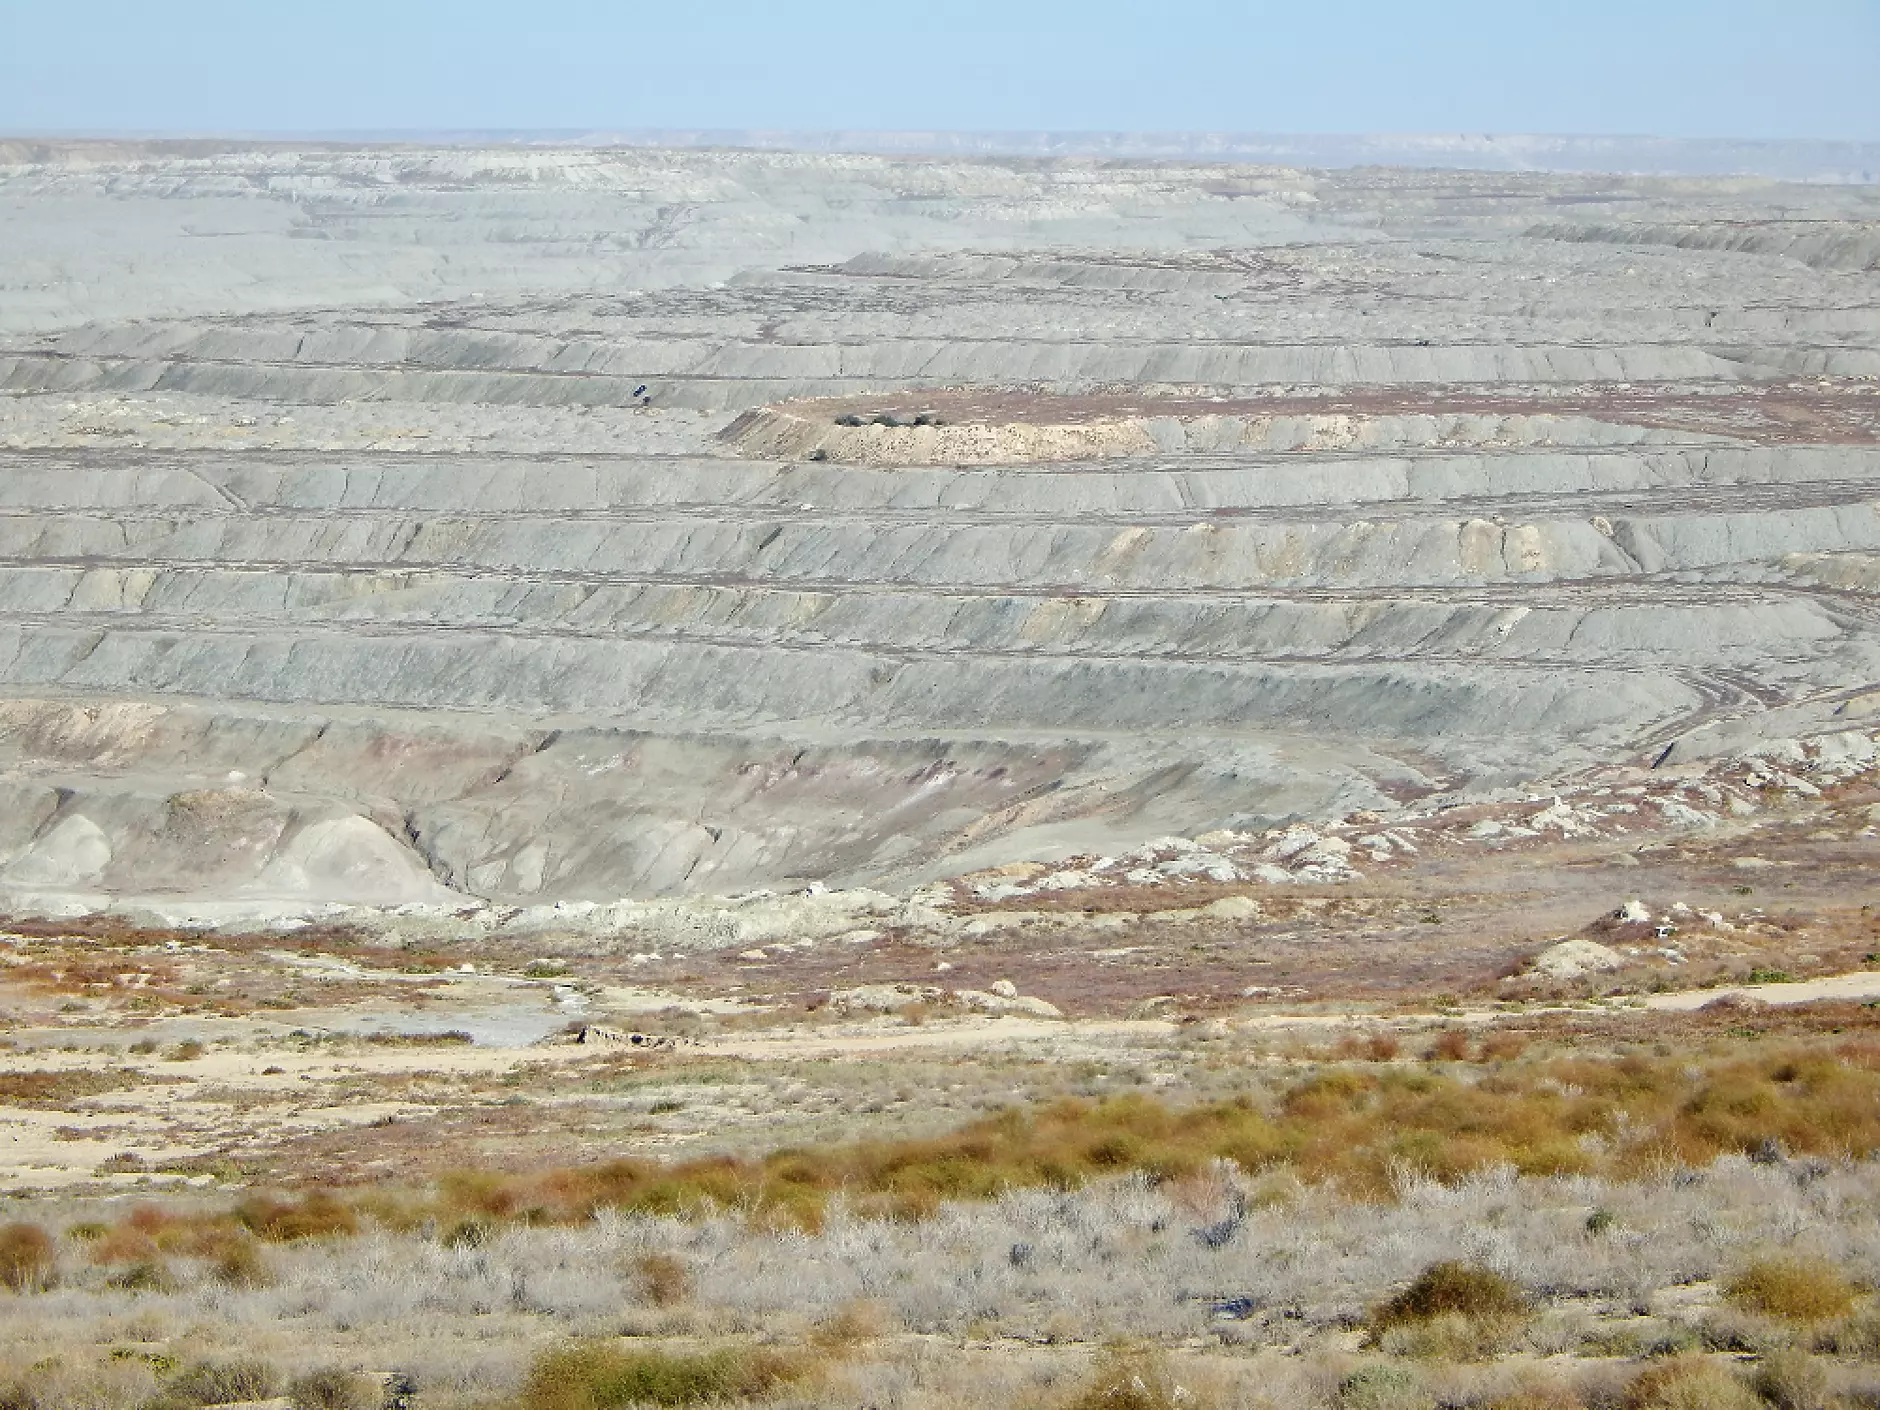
1 139 1879 1410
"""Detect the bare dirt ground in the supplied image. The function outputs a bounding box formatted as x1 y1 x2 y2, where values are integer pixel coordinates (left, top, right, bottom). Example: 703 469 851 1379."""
3 753 1874 1194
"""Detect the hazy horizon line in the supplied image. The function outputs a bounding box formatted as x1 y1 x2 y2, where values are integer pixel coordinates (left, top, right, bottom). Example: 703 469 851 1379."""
4 128 1876 182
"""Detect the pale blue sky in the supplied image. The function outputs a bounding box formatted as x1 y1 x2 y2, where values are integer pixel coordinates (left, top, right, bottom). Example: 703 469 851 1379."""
2 0 1876 140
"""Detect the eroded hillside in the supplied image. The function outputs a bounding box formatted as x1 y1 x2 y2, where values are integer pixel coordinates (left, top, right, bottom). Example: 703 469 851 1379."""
0 143 1876 916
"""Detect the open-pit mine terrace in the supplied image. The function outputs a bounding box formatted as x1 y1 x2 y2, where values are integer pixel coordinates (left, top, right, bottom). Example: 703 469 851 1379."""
0 141 1876 916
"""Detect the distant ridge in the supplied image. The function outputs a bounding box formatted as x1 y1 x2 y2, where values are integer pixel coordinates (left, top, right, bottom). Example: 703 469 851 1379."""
4 130 1877 183
51 130 1880 183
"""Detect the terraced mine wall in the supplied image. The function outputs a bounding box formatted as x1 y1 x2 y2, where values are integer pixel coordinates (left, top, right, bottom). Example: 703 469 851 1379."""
0 142 1876 912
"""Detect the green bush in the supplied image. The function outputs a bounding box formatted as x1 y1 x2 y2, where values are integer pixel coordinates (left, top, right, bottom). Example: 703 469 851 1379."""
522 1344 801 1410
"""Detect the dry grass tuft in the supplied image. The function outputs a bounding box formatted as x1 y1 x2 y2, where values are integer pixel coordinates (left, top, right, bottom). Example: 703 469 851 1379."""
1726 1256 1862 1324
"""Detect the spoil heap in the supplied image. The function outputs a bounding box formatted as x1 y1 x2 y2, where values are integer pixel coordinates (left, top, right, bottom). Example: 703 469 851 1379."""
0 142 1876 911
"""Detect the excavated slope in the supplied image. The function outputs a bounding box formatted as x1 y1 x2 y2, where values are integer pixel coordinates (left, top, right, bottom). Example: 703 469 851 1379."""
0 142 1876 909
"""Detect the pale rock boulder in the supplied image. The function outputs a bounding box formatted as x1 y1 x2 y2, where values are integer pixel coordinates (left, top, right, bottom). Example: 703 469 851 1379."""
954 988 1063 1019
828 983 943 1013
2 813 112 887
255 815 456 906
1530 937 1626 979
1201 895 1263 920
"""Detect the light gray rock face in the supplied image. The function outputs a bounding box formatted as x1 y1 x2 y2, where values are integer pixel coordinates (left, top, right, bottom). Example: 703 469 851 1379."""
0 141 1876 907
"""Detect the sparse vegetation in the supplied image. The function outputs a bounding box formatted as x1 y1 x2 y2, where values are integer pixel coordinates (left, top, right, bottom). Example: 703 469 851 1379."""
397 1039 1880 1219
0 1069 156 1106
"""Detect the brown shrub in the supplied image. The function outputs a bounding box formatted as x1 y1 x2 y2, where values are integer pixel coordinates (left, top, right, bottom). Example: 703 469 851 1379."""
1427 1030 1472 1062
0 1222 54 1293
1622 1355 1759 1410
88 1223 159 1266
126 1203 173 1235
1480 1031 1530 1062
207 1234 272 1289
1363 1034 1401 1062
1475 1383 1582 1410
1726 1256 1861 1324
634 1251 692 1307
1369 1261 1529 1336
235 1192 359 1242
